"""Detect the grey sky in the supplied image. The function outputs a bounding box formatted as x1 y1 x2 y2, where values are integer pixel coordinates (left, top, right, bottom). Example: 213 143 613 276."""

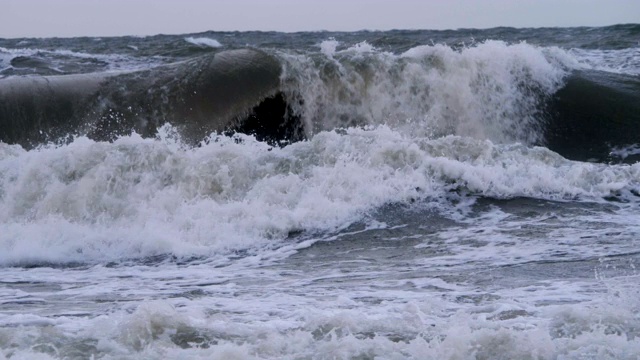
1 0 639 38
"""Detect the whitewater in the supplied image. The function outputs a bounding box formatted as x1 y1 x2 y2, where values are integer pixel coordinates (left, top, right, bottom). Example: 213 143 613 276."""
1 25 640 359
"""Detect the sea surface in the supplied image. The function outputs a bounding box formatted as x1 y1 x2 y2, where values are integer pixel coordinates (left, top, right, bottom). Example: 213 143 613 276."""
1 25 640 359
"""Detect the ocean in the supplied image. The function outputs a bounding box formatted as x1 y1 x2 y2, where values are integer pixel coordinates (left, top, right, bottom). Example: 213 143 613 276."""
1 25 639 359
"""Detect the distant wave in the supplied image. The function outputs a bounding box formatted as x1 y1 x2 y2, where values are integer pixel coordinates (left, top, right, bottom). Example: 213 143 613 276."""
571 48 640 75
185 37 223 48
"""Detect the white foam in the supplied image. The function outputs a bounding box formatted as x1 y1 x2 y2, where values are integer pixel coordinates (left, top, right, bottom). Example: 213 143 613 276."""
184 37 223 48
347 41 376 54
319 39 339 58
282 40 576 145
610 143 640 160
1 127 638 266
572 48 640 75
2 275 639 359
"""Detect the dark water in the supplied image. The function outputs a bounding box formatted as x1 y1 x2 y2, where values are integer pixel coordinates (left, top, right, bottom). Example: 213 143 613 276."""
1 26 640 359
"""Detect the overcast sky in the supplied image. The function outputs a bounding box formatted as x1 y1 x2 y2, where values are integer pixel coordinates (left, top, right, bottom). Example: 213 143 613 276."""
1 0 639 38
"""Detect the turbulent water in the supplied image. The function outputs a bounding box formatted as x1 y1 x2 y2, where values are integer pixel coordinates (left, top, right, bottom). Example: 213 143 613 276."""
1 25 640 359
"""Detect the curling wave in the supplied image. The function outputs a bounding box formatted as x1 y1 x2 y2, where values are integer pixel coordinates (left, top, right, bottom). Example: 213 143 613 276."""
0 49 303 148
1 41 639 163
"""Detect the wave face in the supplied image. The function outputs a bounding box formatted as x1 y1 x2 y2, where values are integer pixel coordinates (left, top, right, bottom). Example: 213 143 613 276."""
1 26 640 360
0 49 289 147
546 70 640 161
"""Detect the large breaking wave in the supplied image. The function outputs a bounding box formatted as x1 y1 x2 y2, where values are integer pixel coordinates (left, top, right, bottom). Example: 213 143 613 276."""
1 40 639 162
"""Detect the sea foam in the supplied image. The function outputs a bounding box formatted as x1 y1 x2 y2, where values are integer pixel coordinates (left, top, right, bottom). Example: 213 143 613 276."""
282 40 575 145
1 125 638 266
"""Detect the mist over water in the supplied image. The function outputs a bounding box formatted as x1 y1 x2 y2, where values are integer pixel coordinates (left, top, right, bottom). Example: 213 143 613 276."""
1 25 640 359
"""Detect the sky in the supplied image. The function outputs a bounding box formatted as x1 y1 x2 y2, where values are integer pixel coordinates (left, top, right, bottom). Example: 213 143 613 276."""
1 0 639 38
